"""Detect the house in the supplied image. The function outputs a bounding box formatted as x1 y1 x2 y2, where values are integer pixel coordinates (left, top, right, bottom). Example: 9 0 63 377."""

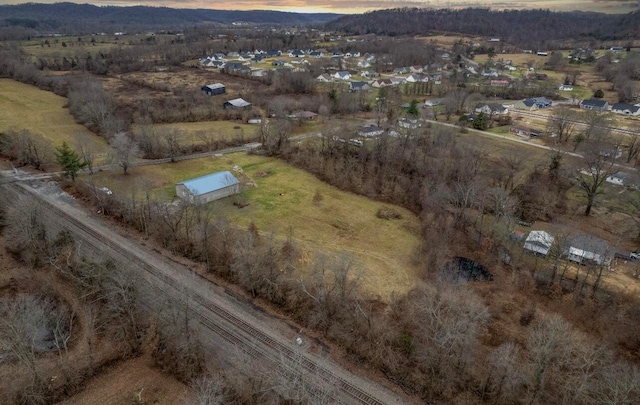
610 46 624 52
223 98 252 109
333 71 351 80
475 103 509 116
225 63 250 74
272 60 286 66
252 55 265 62
523 230 555 257
371 79 393 88
267 49 282 57
558 84 574 91
536 51 548 56
564 235 612 267
201 83 226 96
357 60 372 68
361 70 378 78
514 97 552 110
288 49 305 58
580 99 609 111
611 103 640 116
358 124 384 138
309 51 324 58
205 60 225 69
606 171 639 188
349 81 370 92
424 98 443 107
176 171 240 204
481 69 499 78
406 74 429 83
389 77 406 85
510 126 542 137
490 79 510 87
410 65 424 73
251 69 268 77
316 73 332 82
393 67 411 74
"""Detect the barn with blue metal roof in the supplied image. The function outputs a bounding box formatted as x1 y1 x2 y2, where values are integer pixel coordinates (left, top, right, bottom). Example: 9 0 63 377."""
176 171 240 204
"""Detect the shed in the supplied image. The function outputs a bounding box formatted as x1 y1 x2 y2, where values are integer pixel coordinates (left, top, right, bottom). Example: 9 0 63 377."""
523 230 555 257
201 83 226 96
176 171 240 204
223 98 252 109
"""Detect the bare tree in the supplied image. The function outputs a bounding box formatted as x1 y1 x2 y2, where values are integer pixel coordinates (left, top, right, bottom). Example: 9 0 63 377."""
74 132 96 174
189 375 225 405
547 106 577 143
576 136 620 216
484 341 524 403
160 128 183 162
110 132 140 175
526 314 575 405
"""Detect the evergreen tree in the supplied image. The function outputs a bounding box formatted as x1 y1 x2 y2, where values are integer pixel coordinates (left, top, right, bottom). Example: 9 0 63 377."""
55 141 85 181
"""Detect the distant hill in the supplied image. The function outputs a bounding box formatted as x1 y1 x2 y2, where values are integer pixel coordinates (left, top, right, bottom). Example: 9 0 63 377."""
0 2 342 33
326 8 640 44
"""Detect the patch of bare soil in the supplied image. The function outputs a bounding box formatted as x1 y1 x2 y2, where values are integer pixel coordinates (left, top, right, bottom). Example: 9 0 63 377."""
57 355 188 405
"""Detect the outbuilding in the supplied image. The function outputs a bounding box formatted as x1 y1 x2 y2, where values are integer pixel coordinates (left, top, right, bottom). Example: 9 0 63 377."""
223 98 252 109
523 230 555 257
176 171 240 204
201 83 226 96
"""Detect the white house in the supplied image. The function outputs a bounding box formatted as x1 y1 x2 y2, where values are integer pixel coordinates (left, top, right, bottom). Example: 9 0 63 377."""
523 230 555 257
558 84 574 91
333 71 351 80
564 235 611 267
611 103 640 116
316 73 332 82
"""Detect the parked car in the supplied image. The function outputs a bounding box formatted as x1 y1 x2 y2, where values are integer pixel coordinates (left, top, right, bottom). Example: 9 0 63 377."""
630 252 640 260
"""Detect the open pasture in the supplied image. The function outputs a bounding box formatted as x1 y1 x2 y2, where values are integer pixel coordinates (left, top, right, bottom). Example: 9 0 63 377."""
86 153 422 296
0 79 110 154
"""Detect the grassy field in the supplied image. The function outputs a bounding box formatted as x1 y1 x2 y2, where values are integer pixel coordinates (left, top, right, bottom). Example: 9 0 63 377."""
0 79 110 155
86 153 422 296
138 121 261 144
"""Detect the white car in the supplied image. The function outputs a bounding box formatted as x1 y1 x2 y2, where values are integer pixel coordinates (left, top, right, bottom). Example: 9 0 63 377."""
630 252 640 260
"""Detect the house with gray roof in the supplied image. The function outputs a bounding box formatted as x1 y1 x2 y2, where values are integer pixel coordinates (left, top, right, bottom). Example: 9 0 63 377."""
580 99 609 111
176 171 240 204
612 103 640 116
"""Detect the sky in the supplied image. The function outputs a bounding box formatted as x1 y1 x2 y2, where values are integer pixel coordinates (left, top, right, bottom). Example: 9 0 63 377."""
0 0 637 14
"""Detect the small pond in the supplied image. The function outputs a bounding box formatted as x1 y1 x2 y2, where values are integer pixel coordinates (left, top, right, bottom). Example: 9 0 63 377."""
442 257 493 283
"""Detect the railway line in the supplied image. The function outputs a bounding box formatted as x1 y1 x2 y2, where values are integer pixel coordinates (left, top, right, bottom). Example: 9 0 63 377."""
3 181 405 405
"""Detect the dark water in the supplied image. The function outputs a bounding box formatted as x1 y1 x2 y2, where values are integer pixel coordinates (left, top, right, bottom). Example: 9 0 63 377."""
442 257 493 283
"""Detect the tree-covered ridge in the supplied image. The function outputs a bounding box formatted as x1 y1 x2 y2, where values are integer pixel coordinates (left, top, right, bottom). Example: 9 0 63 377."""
0 2 342 32
326 8 640 44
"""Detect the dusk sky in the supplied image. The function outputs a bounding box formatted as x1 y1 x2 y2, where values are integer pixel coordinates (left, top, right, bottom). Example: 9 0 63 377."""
0 0 637 14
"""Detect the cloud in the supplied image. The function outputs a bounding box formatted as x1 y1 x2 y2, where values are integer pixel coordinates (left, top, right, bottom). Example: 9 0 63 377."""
0 0 636 14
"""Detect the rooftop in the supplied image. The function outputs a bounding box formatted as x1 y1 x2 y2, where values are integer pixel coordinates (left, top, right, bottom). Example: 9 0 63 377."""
177 171 239 196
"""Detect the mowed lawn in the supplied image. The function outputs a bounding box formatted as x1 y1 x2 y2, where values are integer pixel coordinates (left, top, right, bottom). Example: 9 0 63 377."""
87 153 422 296
0 79 110 154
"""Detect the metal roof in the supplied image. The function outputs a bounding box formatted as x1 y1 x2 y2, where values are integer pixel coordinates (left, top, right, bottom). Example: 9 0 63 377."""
224 98 251 108
177 171 239 196
204 83 225 90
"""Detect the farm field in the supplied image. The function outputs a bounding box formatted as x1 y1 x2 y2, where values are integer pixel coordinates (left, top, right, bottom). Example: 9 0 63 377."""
0 79 110 155
85 153 423 296
138 120 260 144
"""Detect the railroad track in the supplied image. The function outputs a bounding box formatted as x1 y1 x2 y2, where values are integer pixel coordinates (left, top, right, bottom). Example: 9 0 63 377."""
4 182 399 405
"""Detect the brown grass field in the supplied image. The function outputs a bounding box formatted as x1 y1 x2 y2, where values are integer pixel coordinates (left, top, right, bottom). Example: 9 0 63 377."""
57 355 187 405
86 153 422 297
0 79 110 155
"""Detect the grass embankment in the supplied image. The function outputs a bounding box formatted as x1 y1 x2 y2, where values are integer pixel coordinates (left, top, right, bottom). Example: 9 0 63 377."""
0 79 110 154
86 153 422 296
